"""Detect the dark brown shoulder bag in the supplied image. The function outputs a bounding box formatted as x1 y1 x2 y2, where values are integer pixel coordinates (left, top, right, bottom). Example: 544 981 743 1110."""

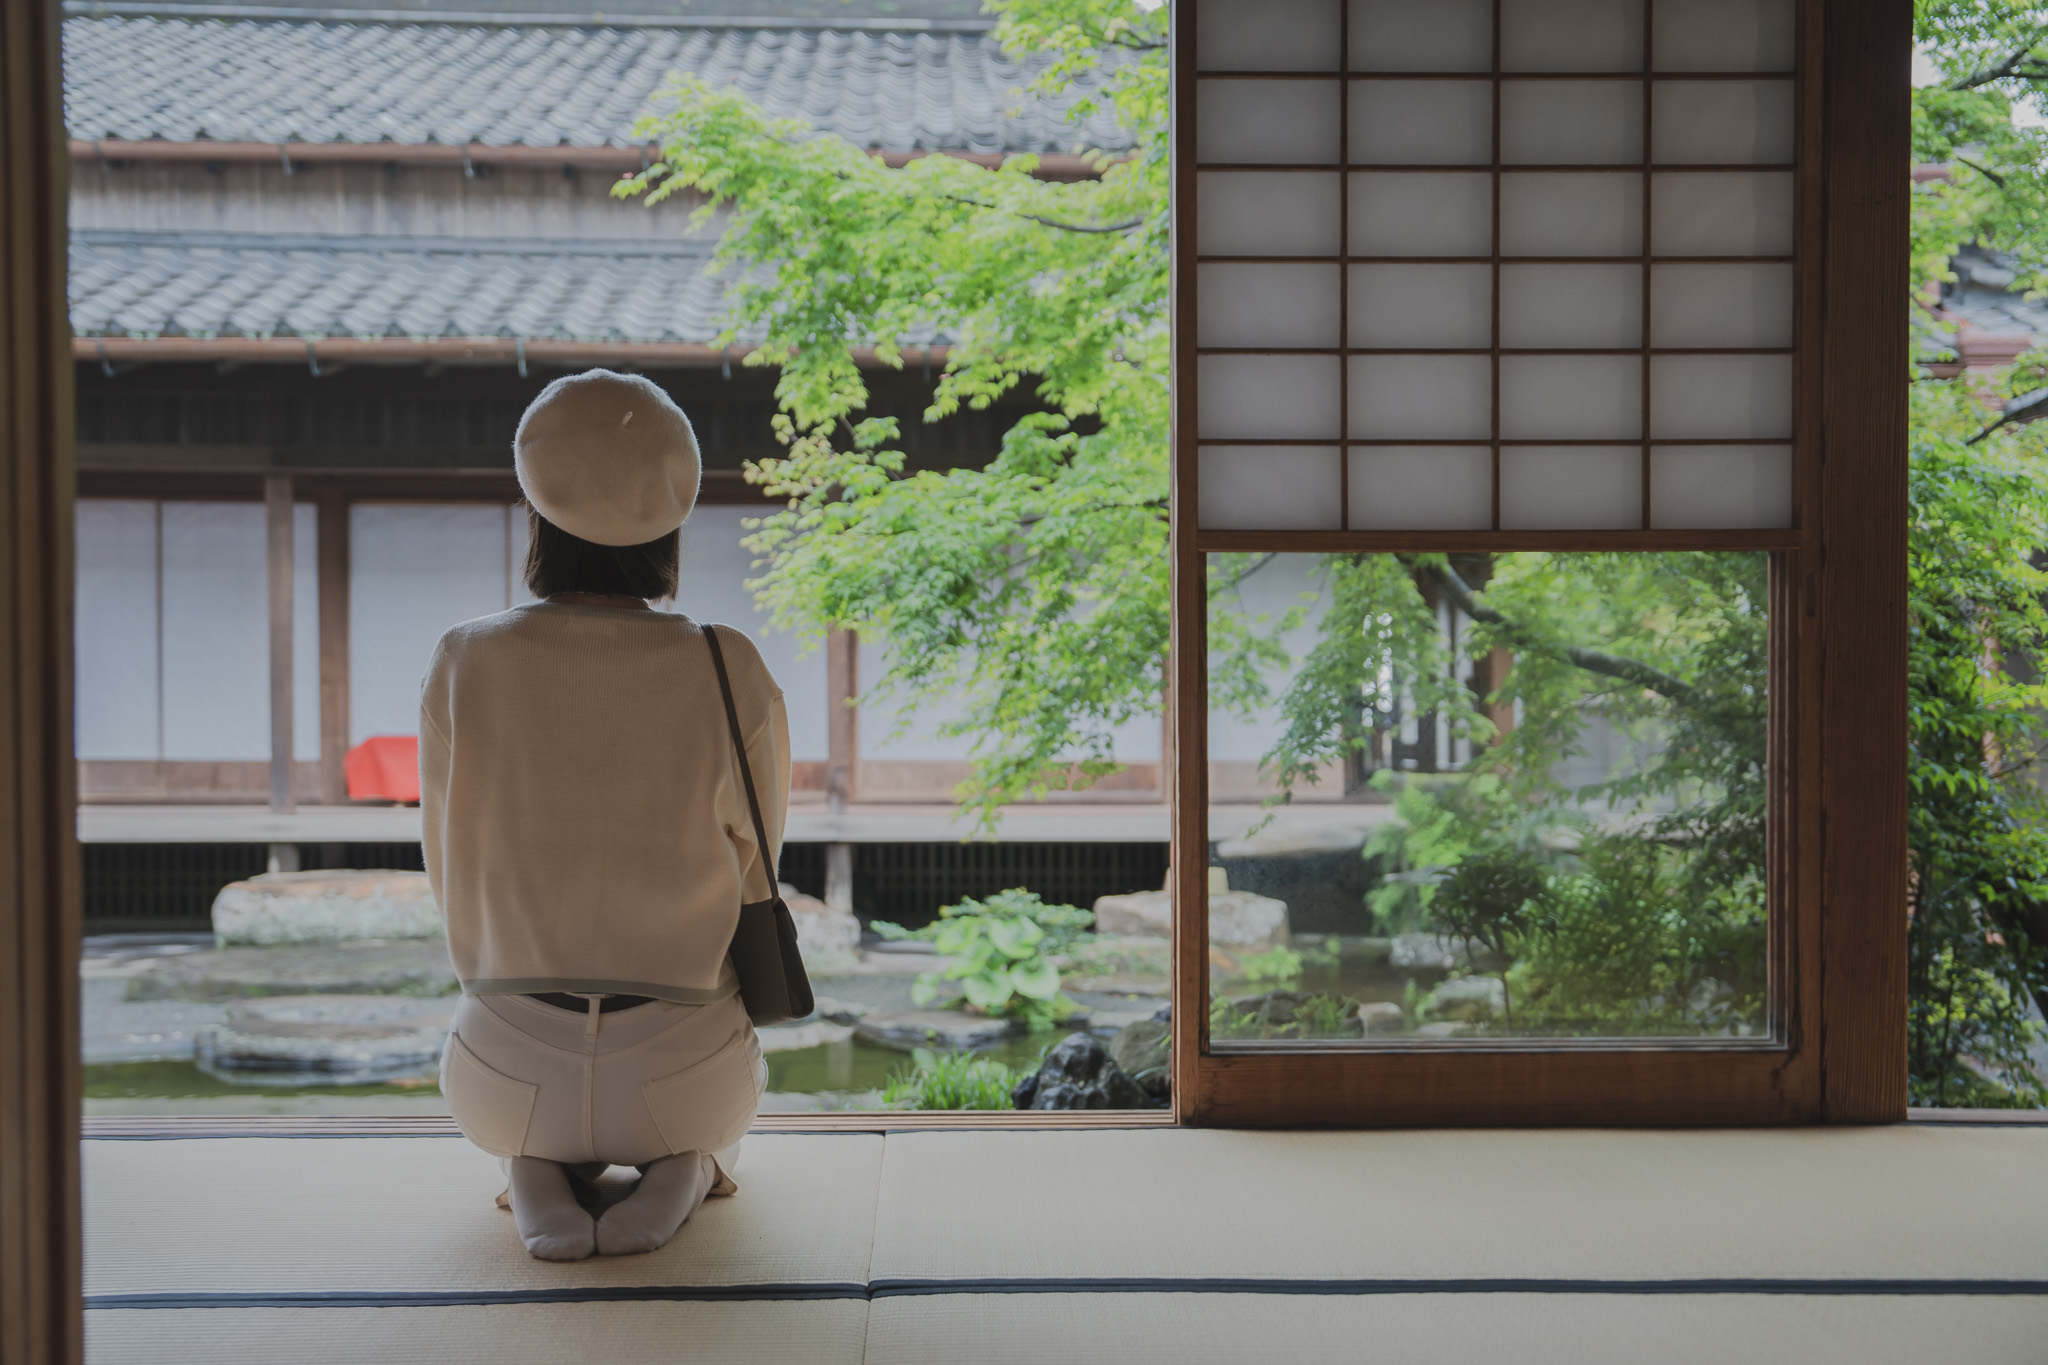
703 623 816 1026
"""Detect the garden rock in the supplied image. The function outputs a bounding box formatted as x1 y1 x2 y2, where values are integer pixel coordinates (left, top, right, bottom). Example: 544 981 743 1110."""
755 1019 855 1053
195 994 451 1083
1426 975 1507 1019
211 870 440 946
126 939 458 1002
856 1010 1018 1051
1107 1018 1171 1100
1389 932 1486 971
1224 989 1365 1037
1358 1001 1407 1037
1011 1032 1156 1110
780 883 862 975
1091 889 1289 948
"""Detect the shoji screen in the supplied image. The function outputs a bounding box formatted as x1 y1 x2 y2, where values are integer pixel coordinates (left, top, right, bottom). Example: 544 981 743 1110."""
1186 0 1797 534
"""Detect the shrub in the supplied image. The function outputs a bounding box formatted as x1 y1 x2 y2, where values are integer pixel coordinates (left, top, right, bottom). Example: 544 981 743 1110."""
872 888 1094 1031
879 1047 1023 1111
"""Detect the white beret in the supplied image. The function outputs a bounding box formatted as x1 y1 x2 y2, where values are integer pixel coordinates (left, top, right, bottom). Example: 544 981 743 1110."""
513 369 701 546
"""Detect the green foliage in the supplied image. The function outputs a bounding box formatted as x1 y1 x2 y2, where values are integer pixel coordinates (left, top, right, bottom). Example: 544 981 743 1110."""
872 888 1093 1031
1903 383 2048 1106
1235 945 1305 988
880 1047 1024 1111
1209 990 1362 1041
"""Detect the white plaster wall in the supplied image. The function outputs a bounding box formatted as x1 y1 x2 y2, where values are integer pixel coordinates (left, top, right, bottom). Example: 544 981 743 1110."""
349 503 514 743
73 499 160 760
1207 552 1326 764
677 505 827 762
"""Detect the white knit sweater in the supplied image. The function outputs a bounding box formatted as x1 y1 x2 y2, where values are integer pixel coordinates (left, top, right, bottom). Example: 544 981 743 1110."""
419 601 789 1004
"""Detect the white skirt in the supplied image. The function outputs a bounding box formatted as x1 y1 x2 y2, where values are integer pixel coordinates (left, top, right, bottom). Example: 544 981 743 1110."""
441 991 764 1175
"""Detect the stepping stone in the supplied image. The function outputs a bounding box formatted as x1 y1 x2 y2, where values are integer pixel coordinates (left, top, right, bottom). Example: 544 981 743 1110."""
855 1010 1021 1051
196 995 452 1084
212 870 440 946
126 939 457 1002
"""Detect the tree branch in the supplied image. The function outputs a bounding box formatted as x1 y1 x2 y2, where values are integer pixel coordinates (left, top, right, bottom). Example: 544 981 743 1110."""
1412 557 1699 703
933 192 1143 234
1949 31 2048 91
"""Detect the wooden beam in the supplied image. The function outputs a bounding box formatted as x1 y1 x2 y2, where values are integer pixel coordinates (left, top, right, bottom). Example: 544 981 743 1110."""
826 628 859 812
317 492 351 806
1816 0 1911 1121
0 0 84 1356
265 474 295 815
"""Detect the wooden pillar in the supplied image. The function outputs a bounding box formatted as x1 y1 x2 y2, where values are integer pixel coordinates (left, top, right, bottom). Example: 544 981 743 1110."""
824 629 858 911
0 0 84 1356
316 490 350 806
265 473 295 814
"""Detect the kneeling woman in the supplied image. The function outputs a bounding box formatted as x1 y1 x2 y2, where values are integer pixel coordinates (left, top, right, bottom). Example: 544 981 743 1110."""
420 370 786 1261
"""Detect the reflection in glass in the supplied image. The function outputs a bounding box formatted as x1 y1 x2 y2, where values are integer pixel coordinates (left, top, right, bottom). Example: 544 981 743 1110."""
1204 551 1770 1044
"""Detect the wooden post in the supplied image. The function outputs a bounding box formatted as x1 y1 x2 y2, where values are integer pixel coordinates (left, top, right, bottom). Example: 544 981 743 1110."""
0 0 84 1356
265 473 295 814
316 490 350 805
825 628 858 912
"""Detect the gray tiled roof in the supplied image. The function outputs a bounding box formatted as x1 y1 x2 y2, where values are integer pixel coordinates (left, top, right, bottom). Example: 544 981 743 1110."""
69 229 947 346
1940 245 2048 338
63 14 1133 155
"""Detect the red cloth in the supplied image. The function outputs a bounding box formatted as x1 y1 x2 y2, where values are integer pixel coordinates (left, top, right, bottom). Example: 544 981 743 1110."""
345 734 421 803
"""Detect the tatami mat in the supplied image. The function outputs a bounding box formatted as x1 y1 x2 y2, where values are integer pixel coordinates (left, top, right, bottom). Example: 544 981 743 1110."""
85 1134 882 1294
863 1292 2048 1365
87 1302 870 1365
869 1127 2048 1283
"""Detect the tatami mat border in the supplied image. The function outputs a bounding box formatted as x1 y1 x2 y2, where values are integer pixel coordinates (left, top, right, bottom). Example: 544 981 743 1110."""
88 1277 2048 1311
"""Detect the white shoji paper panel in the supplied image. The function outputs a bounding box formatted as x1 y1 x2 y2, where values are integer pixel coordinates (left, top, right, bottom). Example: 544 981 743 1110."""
1349 447 1494 529
1652 81 1795 164
1350 80 1492 164
1199 263 1344 348
1501 447 1644 528
1349 0 1492 71
1502 0 1645 72
1652 0 1795 72
1349 172 1494 256
1500 81 1646 165
1197 0 1341 70
1500 173 1643 256
1650 445 1792 527
1651 172 1794 255
1349 356 1493 439
1199 447 1344 529
1198 355 1343 439
1650 263 1793 347
1197 79 1342 164
1501 356 1642 439
1197 172 1343 255
74 500 161 761
1500 264 1642 348
1649 355 1794 438
1350 264 1493 348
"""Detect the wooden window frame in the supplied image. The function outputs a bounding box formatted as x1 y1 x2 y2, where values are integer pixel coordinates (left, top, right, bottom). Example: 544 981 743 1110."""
1168 0 1908 1127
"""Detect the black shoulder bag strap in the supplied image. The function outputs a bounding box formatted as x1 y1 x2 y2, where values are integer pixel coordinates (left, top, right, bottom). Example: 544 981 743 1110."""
703 622 815 1025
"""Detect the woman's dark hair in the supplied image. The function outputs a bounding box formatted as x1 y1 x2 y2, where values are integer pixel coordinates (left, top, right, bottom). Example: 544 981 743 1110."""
522 504 680 601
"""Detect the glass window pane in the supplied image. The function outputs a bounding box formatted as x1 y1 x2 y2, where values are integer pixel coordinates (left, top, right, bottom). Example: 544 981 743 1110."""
1500 355 1643 439
1500 172 1643 256
1348 446 1494 529
1199 354 1344 439
1500 264 1642 348
1349 0 1493 72
1500 80 1645 166
1650 263 1793 348
1650 444 1792 527
1350 172 1494 256
1200 446 1345 529
1198 171 1344 256
1350 263 1492 349
1198 0 1342 70
1651 172 1794 255
1500 446 1643 528
1205 549 1771 1045
1652 0 1796 72
1199 263 1344 348
1198 79 1343 164
1652 80 1795 165
1349 355 1494 438
1502 0 1645 71
1349 80 1492 165
1649 354 1793 438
